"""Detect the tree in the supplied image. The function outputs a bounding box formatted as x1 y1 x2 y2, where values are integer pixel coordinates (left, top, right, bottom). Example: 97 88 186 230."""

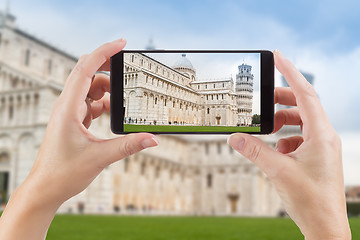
252 114 261 125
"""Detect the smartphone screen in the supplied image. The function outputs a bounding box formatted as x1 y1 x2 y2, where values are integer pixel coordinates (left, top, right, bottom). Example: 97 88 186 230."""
110 50 274 134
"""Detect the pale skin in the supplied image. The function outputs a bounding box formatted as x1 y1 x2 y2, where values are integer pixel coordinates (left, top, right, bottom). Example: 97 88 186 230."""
229 50 351 239
0 40 351 239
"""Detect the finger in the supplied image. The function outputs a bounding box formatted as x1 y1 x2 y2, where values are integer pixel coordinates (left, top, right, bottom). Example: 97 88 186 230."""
276 136 304 154
93 133 159 167
274 87 296 106
273 108 302 133
88 73 110 101
91 95 110 120
62 54 88 96
274 50 330 138
98 61 111 72
63 39 126 110
82 98 92 128
228 133 293 180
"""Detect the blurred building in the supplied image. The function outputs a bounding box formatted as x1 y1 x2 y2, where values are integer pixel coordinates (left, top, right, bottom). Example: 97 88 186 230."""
0 11 282 216
345 186 360 216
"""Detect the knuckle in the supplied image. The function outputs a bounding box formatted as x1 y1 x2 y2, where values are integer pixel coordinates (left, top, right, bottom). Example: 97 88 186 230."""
244 141 262 163
72 61 84 75
303 81 317 98
119 140 137 157
102 42 113 49
79 54 88 61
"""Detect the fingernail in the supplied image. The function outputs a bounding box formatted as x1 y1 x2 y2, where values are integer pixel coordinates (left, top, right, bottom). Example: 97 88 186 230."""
141 136 159 148
116 38 126 42
237 137 245 151
274 49 284 58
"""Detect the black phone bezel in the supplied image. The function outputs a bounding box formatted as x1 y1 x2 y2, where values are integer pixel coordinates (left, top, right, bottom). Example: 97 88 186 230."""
110 50 274 134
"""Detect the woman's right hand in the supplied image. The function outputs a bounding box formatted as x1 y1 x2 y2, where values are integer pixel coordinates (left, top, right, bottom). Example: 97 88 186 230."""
228 50 351 240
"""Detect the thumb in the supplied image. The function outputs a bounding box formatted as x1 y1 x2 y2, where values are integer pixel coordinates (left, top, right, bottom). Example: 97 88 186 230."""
94 133 159 167
228 133 289 180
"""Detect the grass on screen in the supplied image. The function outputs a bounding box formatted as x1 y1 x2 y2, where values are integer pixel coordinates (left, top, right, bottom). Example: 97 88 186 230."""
45 215 360 240
124 124 261 132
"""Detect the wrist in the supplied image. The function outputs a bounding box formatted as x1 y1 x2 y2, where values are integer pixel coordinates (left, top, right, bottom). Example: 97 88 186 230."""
303 215 351 240
0 175 62 240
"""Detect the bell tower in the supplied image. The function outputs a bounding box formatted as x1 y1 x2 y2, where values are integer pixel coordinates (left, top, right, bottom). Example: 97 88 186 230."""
235 63 254 126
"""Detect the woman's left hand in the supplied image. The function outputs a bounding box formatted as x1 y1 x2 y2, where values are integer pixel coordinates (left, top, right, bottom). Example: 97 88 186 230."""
0 39 159 240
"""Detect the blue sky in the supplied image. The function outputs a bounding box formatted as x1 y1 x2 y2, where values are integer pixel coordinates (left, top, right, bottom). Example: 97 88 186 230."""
3 0 360 182
5 0 360 129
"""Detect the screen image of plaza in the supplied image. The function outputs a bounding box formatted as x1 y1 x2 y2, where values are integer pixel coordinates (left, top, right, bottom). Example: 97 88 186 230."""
122 52 260 132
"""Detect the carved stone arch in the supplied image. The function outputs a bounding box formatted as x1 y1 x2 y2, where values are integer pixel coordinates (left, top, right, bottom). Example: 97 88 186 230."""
0 134 14 150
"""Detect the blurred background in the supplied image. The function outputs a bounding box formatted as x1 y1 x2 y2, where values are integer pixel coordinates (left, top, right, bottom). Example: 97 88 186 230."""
0 0 360 239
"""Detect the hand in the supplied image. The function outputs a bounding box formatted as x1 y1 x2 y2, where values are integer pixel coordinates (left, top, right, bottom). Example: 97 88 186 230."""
0 39 159 240
228 50 351 240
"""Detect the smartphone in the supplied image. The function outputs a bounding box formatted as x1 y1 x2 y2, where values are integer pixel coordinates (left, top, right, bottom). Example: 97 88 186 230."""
110 50 274 134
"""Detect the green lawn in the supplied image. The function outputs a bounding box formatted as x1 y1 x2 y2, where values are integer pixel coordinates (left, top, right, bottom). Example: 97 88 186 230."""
45 215 360 240
124 124 261 133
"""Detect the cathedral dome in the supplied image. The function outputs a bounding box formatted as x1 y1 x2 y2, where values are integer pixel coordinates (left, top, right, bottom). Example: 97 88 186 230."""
172 54 194 70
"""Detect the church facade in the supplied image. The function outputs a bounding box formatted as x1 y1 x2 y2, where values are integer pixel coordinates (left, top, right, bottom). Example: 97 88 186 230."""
123 52 254 126
0 12 282 216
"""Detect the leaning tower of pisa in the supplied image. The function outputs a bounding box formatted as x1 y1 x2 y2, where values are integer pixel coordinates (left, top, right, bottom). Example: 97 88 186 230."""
235 64 254 126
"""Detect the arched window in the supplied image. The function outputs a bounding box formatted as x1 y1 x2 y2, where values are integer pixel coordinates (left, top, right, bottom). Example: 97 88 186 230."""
217 95 218 100
124 158 129 172
207 174 212 188
207 108 210 114
206 95 208 100
9 105 13 120
24 49 30 66
47 59 52 75
173 101 175 108
155 97 157 104
222 94 224 99
155 166 160 178
131 55 134 62
164 99 167 106
140 162 146 176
